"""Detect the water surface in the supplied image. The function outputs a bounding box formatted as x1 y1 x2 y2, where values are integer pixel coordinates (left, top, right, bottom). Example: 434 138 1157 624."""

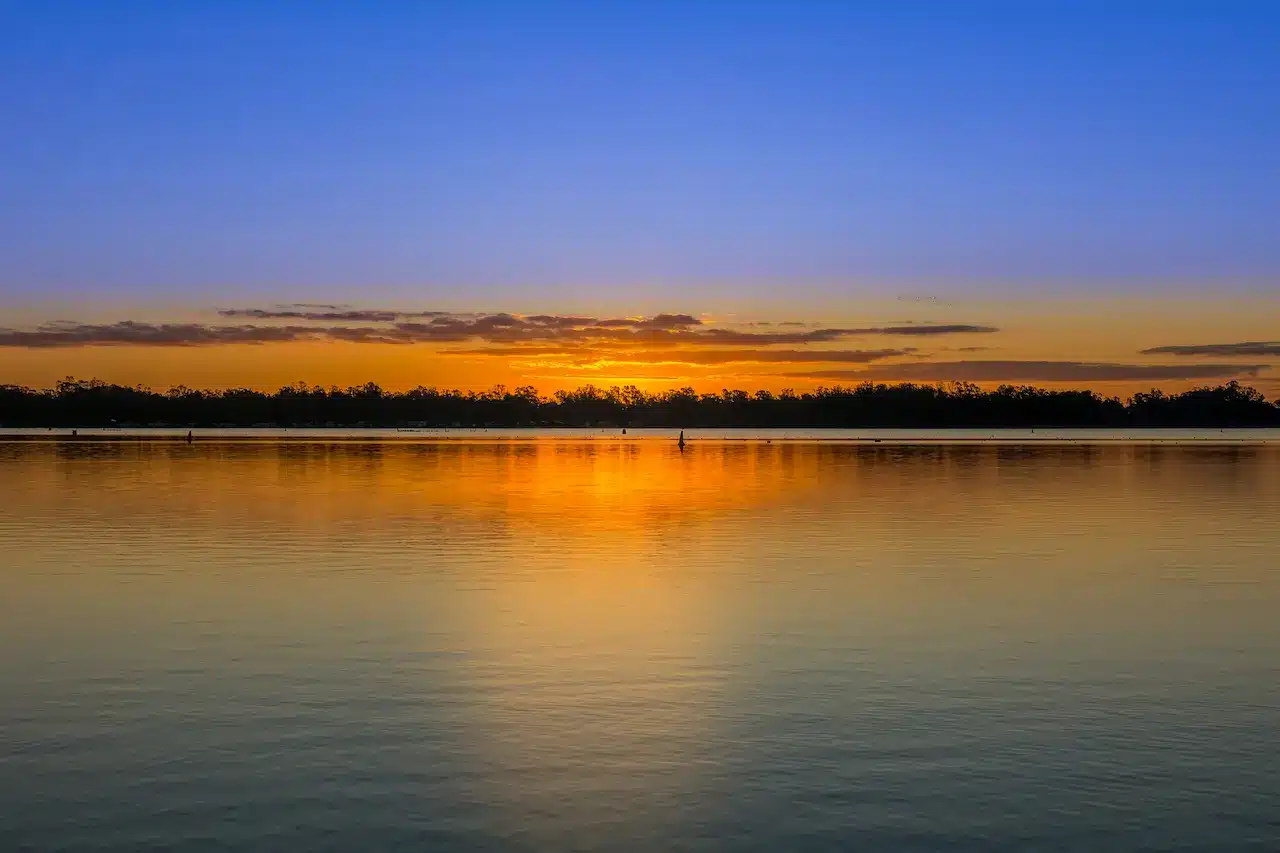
5 426 1280 443
2 440 1277 851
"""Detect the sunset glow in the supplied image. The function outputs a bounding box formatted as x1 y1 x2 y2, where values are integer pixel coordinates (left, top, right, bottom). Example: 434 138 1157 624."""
3 297 1278 398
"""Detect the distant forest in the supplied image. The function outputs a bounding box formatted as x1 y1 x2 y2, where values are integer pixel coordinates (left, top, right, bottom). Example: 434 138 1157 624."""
2 378 1279 428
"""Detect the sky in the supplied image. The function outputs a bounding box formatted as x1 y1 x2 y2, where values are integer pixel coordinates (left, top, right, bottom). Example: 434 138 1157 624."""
1 0 1277 396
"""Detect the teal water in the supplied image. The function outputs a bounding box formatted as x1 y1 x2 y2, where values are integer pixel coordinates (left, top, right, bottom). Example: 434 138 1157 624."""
1 440 1278 851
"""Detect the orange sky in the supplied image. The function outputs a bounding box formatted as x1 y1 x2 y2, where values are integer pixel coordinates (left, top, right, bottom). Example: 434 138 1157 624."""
1 295 1278 399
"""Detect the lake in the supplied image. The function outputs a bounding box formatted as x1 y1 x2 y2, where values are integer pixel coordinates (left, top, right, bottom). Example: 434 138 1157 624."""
2 438 1277 851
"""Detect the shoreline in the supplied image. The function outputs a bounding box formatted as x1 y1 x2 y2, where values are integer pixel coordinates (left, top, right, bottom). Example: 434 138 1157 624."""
3 431 1279 446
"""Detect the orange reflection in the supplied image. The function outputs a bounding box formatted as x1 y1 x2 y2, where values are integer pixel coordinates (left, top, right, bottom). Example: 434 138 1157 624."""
3 439 1278 823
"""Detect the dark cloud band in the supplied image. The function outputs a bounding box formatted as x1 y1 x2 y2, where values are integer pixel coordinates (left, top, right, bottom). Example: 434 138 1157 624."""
1140 342 1280 357
785 361 1270 382
218 308 450 322
450 348 915 365
0 312 999 348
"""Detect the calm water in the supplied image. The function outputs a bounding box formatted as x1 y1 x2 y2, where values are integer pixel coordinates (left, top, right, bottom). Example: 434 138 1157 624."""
2 440 1278 852
7 426 1280 443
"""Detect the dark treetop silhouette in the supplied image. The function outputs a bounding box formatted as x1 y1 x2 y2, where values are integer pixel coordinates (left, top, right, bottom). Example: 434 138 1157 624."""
2 378 1278 429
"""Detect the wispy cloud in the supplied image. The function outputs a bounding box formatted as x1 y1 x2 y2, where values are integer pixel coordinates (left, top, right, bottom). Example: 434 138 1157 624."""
612 349 914 365
861 324 995 336
523 314 601 328
218 308 450 322
0 321 340 348
1140 341 1280 357
452 348 915 365
0 311 1000 348
784 360 1271 383
592 313 703 329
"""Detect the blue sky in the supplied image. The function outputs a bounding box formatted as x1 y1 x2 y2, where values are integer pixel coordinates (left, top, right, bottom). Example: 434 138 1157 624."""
2 0 1278 305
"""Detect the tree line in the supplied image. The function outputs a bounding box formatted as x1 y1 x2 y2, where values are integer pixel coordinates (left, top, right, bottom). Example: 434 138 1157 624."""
1 377 1278 428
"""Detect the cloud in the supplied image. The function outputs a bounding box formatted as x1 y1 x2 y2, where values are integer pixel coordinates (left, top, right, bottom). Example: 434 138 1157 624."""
487 322 815 346
592 314 703 329
857 324 996 336
662 348 912 365
693 327 863 344
0 321 373 348
1139 341 1280 357
524 315 599 328
217 307 707 331
449 347 914 365
218 308 449 322
643 313 702 329
0 311 1000 349
696 345 916 361
783 360 1270 383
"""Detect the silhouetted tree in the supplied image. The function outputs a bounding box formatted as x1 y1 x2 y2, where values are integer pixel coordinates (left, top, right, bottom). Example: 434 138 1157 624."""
0 378 1276 428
